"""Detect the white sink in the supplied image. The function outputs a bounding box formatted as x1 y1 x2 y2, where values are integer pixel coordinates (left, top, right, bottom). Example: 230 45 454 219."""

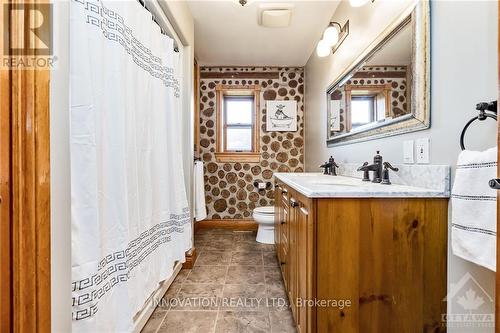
310 181 360 187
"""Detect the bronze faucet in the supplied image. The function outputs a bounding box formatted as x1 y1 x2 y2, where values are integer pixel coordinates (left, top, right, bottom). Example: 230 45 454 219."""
363 151 383 183
319 156 339 176
357 151 399 183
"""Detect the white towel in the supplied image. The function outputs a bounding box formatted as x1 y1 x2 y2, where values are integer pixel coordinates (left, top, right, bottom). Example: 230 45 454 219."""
451 147 497 271
194 161 207 221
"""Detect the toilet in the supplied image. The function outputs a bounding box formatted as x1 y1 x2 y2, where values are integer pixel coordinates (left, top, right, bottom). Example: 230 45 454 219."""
252 206 275 244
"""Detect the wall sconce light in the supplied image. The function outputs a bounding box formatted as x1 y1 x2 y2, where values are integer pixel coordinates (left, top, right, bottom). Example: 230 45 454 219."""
316 21 349 58
349 0 375 7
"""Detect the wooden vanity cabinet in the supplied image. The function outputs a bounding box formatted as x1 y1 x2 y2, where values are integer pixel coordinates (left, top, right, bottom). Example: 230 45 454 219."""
275 182 315 333
274 180 448 333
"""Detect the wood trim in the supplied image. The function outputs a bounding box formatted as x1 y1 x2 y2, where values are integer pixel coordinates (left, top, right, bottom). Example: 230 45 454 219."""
352 71 407 79
132 262 182 333
215 84 261 162
201 71 279 79
496 2 500 331
214 152 260 163
0 0 12 330
182 247 198 269
8 0 52 331
345 83 393 120
194 59 200 157
194 219 258 232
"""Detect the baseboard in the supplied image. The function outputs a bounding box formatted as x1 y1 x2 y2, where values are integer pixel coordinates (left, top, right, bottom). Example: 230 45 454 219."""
194 219 258 232
182 247 197 269
132 262 182 333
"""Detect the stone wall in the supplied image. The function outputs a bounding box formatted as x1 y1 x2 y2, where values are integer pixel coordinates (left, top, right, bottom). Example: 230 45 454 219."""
199 67 305 219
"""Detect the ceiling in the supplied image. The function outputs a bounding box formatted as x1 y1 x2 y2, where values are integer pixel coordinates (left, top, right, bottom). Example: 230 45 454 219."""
187 0 341 66
366 24 412 66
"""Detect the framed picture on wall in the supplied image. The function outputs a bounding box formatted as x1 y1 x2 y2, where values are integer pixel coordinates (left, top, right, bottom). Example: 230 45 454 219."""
266 100 297 132
330 100 341 132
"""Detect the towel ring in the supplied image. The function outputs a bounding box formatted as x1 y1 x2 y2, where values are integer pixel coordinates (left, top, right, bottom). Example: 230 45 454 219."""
460 111 497 151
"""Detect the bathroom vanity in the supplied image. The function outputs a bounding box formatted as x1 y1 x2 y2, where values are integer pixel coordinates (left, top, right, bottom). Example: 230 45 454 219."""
274 173 449 333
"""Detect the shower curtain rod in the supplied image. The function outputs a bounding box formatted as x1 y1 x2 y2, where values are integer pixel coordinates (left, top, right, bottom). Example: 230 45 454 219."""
137 0 179 52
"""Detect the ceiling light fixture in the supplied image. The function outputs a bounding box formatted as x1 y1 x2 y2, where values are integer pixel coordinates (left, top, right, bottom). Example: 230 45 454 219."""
349 0 375 7
239 0 247 6
316 20 349 58
322 22 340 47
316 40 331 58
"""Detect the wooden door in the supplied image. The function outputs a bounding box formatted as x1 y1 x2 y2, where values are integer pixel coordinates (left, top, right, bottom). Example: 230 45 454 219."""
1 1 52 331
0 1 12 329
496 3 500 331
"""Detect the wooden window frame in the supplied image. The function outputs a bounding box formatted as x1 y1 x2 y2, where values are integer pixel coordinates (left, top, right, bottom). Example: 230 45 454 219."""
223 95 254 152
344 84 392 132
215 85 260 163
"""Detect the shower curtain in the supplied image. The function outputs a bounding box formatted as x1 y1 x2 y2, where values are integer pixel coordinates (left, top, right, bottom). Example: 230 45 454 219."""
70 0 191 332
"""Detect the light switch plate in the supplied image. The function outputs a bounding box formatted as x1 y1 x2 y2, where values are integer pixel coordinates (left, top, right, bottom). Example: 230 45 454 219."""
415 138 430 164
403 140 414 164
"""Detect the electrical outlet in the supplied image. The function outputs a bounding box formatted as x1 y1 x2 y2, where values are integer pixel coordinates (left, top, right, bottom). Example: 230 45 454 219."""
403 140 414 164
415 138 430 164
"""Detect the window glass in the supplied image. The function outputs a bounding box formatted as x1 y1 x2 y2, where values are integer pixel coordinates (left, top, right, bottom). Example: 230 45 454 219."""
351 97 374 127
225 98 253 125
226 127 252 151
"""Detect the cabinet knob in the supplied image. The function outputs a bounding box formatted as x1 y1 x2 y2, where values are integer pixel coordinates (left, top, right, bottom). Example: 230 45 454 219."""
280 261 286 266
280 221 286 225
290 200 299 208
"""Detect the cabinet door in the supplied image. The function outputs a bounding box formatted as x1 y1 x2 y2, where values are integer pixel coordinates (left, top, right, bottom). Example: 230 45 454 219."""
296 203 312 333
281 203 289 287
274 183 282 257
288 197 299 321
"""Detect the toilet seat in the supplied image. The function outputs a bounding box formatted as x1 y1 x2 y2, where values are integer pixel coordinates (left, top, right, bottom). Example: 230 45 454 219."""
253 206 274 215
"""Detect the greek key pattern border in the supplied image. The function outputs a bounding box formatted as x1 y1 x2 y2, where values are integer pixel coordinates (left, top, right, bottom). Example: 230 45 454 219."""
72 0 180 97
72 207 190 321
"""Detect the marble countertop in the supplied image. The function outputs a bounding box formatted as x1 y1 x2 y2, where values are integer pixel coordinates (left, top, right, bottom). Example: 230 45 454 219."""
274 173 451 198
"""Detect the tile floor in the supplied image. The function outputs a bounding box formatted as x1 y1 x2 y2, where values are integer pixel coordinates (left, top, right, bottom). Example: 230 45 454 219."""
141 229 297 333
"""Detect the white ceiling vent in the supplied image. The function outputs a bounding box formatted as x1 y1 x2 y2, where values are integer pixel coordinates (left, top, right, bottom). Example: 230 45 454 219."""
259 4 294 28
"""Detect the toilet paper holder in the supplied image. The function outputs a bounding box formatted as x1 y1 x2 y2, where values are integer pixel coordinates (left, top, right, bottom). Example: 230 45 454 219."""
253 181 272 190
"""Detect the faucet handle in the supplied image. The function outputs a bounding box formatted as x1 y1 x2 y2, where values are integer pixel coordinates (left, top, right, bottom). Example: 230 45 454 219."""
381 162 398 185
357 162 369 171
319 162 330 175
329 158 339 176
357 162 370 182
383 162 399 172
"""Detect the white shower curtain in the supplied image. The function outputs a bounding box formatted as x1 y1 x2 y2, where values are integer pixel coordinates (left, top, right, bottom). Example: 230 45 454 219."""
70 0 191 332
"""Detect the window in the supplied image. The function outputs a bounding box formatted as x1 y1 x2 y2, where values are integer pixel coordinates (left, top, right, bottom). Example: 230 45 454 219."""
216 85 260 162
224 96 254 151
351 96 375 128
345 84 392 132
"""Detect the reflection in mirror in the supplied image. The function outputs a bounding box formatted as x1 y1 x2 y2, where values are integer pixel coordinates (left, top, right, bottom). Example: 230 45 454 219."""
328 21 412 137
326 0 430 146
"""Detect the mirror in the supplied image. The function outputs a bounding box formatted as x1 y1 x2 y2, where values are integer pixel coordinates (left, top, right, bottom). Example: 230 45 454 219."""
327 2 429 145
